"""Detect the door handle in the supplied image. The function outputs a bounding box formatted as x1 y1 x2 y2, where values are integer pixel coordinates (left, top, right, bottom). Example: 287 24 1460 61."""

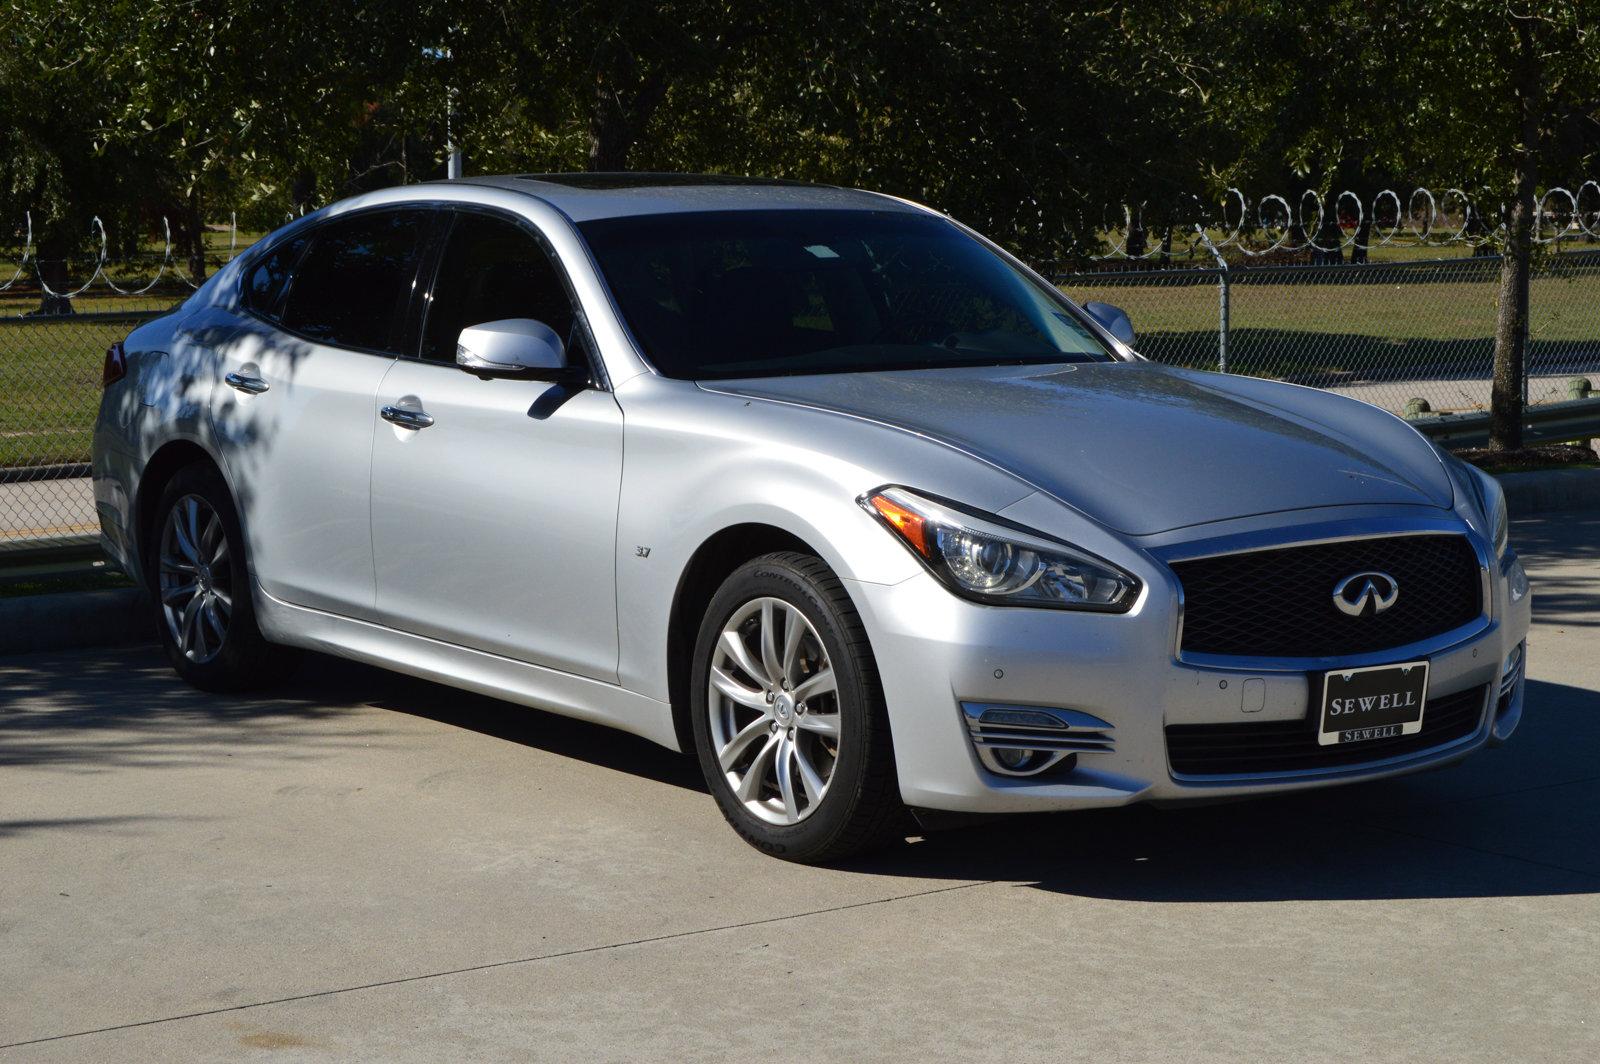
224 371 270 394
381 405 435 430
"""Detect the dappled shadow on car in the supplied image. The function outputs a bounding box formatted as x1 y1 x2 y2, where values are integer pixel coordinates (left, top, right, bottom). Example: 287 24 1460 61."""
840 677 1600 902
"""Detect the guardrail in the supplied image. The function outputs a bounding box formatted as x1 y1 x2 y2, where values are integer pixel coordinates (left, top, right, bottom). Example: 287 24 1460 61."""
1411 397 1600 449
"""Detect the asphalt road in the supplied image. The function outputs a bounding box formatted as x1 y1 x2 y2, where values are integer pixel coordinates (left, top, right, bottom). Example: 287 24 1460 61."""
3 514 1598 1063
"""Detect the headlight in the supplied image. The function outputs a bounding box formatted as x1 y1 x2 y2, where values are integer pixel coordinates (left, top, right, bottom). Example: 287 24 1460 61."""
860 486 1140 611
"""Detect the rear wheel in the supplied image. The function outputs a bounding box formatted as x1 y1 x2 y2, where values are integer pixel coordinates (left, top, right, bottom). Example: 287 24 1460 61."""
690 552 905 863
146 463 291 691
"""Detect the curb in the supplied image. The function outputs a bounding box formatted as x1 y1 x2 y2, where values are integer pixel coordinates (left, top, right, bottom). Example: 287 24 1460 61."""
1496 468 1600 516
0 588 154 657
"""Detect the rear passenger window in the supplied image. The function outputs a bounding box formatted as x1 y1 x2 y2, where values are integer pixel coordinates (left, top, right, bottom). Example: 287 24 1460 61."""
420 212 578 363
243 234 307 320
279 211 429 354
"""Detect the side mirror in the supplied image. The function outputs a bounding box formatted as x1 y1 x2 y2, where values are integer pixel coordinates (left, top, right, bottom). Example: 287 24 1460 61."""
455 319 583 381
1082 301 1135 348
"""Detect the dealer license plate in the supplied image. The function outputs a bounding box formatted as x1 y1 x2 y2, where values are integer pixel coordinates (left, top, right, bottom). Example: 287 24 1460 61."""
1318 661 1429 746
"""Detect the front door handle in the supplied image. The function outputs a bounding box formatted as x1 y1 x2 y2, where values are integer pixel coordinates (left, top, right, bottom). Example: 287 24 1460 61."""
224 371 270 394
381 405 435 430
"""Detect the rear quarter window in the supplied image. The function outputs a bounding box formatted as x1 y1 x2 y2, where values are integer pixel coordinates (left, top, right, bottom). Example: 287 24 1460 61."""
242 235 308 320
277 210 430 355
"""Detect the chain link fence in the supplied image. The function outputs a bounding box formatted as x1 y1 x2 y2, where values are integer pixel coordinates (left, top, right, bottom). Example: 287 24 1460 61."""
3 242 1599 558
1058 250 1600 416
1 276 172 555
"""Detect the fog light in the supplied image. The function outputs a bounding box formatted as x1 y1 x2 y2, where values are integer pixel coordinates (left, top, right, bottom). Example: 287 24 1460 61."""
993 747 1036 771
960 702 1115 778
1507 557 1529 603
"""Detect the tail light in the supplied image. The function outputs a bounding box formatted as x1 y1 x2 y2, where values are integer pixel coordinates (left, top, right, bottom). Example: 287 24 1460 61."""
102 341 127 387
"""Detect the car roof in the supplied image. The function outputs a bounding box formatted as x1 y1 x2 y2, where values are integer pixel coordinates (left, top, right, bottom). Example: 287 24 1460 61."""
450 173 925 223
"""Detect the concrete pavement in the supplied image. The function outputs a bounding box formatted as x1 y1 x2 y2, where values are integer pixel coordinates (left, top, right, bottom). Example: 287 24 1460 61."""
2 514 1598 1062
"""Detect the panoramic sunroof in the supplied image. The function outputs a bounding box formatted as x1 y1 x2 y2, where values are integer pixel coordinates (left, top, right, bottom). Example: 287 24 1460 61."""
520 172 816 190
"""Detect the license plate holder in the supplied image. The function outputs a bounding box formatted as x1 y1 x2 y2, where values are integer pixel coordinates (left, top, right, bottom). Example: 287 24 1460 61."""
1318 661 1429 746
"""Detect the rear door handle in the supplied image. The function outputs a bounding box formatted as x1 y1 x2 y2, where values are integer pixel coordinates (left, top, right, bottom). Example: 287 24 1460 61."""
224 371 269 394
380 405 435 430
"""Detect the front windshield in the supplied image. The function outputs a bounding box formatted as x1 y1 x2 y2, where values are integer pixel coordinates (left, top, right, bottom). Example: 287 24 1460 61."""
578 209 1113 380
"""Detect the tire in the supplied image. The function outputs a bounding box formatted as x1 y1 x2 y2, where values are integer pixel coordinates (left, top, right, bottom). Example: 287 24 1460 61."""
144 462 293 691
690 552 905 863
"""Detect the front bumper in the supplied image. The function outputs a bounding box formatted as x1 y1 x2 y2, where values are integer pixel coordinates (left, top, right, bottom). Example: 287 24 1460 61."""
848 512 1532 815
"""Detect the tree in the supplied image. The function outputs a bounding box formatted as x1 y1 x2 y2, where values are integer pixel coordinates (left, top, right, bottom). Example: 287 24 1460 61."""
1199 0 1600 449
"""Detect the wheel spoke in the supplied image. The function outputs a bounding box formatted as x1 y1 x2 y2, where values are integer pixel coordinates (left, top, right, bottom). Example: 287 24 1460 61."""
718 629 765 687
180 595 205 657
759 600 782 686
774 735 800 820
202 598 227 644
718 715 773 772
793 668 836 703
173 515 201 565
796 710 840 738
711 667 769 712
211 586 233 614
211 536 230 569
183 499 204 560
780 606 807 685
792 741 829 804
161 581 199 606
201 511 222 557
734 733 780 803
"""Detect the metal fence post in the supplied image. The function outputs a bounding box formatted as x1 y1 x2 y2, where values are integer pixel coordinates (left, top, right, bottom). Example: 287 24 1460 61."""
1196 225 1230 373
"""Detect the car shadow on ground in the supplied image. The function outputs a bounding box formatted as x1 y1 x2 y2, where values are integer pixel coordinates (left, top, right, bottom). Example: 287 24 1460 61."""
359 666 1600 903
842 675 1600 901
5 640 1595 904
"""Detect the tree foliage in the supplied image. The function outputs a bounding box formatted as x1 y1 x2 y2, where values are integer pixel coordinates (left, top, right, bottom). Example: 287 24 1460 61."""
2 1 1596 277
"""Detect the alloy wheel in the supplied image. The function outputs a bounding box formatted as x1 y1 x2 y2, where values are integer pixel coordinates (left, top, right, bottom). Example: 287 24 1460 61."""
158 494 233 664
706 597 841 825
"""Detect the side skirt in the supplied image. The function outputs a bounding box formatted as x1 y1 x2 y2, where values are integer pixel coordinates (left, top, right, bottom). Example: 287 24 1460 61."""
253 584 682 752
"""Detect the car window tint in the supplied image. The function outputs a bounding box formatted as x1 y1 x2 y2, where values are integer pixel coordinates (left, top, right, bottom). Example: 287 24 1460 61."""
243 234 307 320
420 213 577 363
280 211 429 354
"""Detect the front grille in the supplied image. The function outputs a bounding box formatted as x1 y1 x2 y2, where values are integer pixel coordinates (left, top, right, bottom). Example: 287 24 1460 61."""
1166 684 1487 777
1171 534 1482 658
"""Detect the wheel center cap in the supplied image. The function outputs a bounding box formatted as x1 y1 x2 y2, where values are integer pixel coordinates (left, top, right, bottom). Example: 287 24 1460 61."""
774 693 795 722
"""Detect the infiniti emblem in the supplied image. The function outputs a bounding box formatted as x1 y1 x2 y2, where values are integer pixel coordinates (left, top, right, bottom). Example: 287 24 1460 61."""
1333 570 1400 617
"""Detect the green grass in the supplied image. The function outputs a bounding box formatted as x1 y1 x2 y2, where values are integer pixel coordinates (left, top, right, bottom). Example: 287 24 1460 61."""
0 569 133 598
0 314 157 467
1061 267 1600 384
1 249 1597 469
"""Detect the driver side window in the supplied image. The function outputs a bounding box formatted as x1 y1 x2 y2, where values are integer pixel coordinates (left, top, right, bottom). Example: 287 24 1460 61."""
421 212 578 363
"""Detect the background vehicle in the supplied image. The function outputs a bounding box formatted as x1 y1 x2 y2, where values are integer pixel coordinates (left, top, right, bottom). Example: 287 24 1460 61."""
93 175 1531 862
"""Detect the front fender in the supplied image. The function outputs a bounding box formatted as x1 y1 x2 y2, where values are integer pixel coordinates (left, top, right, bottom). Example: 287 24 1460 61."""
611 375 1035 700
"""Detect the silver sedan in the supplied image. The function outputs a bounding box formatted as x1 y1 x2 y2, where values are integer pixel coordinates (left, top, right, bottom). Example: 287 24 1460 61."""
92 174 1532 862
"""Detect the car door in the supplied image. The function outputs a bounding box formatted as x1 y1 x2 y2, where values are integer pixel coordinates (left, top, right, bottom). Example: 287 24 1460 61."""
210 208 432 620
369 209 624 682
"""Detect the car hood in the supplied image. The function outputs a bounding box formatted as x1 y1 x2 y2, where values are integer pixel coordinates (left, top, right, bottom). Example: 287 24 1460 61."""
704 362 1454 535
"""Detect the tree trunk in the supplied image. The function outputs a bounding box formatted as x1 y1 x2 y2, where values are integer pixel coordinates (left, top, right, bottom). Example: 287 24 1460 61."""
185 191 207 285
1489 18 1541 451
588 96 631 171
34 232 74 315
587 64 669 173
1350 218 1370 264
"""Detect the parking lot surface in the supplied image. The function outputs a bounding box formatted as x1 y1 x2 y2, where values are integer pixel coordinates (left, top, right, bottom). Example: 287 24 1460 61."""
3 514 1598 1062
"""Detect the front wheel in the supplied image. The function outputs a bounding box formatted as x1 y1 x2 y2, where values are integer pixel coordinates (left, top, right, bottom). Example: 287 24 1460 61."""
690 552 904 863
